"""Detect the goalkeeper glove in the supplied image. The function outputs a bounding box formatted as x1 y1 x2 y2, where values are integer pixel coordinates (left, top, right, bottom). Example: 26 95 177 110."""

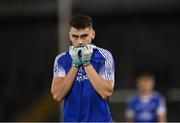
81 44 96 66
69 46 83 67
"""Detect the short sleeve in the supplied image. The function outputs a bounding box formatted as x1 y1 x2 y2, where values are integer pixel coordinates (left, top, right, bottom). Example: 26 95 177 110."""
157 96 167 115
125 99 135 118
125 108 135 119
98 48 115 81
53 53 66 78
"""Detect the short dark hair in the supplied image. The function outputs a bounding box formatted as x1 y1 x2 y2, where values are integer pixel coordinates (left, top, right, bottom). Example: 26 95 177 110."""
137 72 155 82
69 14 93 30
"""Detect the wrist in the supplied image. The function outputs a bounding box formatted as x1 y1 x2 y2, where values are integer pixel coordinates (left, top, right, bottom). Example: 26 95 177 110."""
71 65 80 70
83 62 91 67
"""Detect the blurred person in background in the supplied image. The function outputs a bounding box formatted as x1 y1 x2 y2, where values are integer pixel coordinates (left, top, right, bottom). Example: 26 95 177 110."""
51 14 115 122
125 73 167 122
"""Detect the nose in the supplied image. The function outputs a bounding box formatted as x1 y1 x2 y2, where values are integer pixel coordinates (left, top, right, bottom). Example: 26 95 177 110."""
77 39 84 46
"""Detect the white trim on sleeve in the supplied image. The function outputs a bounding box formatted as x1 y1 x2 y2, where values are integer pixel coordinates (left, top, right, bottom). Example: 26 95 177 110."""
125 108 135 118
98 48 115 81
53 52 66 78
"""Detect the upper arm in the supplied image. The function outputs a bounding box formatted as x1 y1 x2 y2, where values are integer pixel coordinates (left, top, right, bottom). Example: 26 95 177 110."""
52 76 63 84
157 97 167 115
157 97 167 121
125 100 135 121
53 54 66 78
98 49 115 82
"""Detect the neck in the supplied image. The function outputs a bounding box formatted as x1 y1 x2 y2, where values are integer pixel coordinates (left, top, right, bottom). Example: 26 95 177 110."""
139 91 153 96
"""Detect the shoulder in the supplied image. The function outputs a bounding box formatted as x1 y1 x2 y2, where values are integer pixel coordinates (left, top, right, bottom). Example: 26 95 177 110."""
96 47 114 60
152 91 165 100
54 52 68 62
127 93 139 104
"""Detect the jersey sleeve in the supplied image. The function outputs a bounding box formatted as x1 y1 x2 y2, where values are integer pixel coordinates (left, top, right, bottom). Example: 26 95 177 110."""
125 98 135 119
53 53 66 78
125 108 135 119
98 49 115 81
157 96 167 115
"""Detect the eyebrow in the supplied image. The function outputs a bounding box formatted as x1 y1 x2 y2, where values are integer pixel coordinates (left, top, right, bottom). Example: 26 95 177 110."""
80 34 88 37
72 34 89 37
72 34 78 38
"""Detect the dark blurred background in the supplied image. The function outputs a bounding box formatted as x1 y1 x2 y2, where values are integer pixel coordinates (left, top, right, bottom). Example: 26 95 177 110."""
0 0 180 121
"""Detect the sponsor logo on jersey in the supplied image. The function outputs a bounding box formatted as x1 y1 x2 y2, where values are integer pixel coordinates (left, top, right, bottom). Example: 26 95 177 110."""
75 66 88 82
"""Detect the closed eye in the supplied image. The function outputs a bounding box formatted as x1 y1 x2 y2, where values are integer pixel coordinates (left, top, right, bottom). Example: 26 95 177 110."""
80 34 88 39
72 35 78 39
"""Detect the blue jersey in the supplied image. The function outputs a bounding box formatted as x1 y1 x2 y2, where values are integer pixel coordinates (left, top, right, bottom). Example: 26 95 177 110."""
126 92 166 122
53 47 115 122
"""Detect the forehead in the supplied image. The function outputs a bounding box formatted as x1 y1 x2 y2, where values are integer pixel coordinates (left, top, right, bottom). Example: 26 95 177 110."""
138 77 154 83
69 27 92 34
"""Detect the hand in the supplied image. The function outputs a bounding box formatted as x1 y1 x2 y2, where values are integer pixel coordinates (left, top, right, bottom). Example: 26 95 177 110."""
81 44 96 66
69 46 83 67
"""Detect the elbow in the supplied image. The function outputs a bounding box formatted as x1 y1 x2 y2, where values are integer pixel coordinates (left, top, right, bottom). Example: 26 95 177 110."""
101 90 113 100
53 94 63 102
51 89 63 102
101 82 114 100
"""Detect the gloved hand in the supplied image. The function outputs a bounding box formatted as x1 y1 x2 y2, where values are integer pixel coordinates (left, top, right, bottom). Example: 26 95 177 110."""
81 44 96 66
69 46 83 67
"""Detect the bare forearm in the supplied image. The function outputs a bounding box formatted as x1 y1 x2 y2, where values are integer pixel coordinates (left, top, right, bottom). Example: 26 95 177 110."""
84 64 114 99
127 118 134 122
158 115 167 122
51 67 78 102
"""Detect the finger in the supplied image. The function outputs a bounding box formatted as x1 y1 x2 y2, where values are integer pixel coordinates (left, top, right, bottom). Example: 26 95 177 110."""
69 46 73 51
90 44 95 49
